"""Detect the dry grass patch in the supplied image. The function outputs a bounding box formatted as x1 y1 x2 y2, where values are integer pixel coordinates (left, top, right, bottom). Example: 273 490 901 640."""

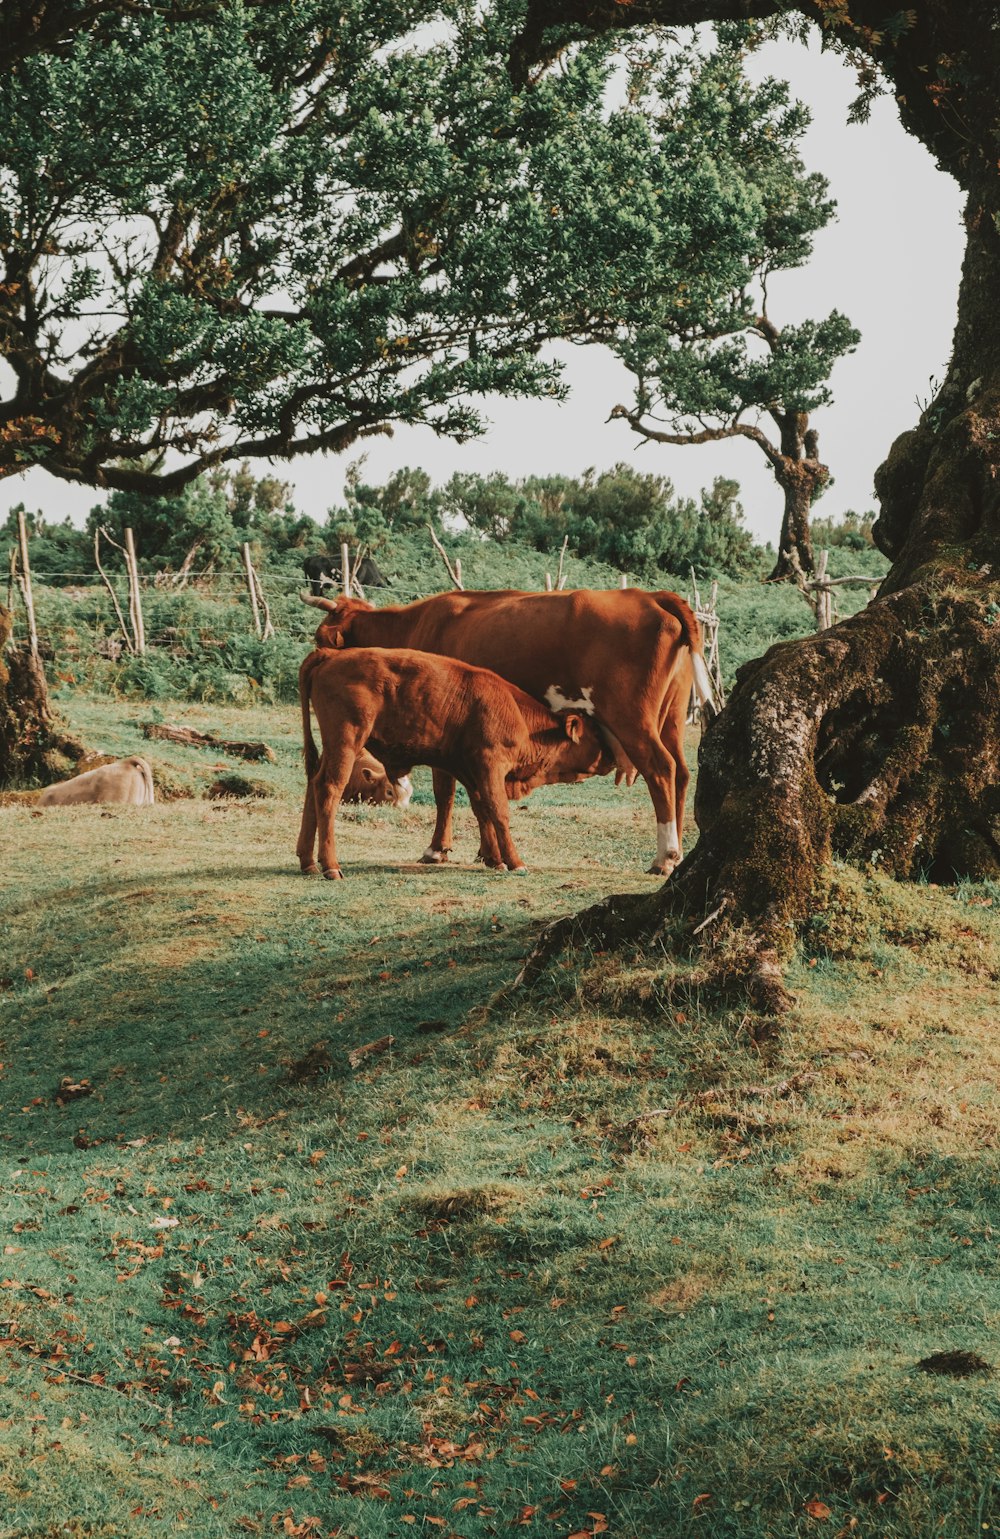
647 1272 715 1313
405 1182 521 1224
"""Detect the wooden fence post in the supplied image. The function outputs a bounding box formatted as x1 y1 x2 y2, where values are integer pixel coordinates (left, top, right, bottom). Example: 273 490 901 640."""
341 541 351 598
15 508 39 661
123 527 146 654
815 550 831 631
544 572 553 591
789 547 877 631
555 535 568 591
252 557 274 641
94 527 135 655
620 573 628 589
428 525 464 590
243 542 262 637
687 570 726 723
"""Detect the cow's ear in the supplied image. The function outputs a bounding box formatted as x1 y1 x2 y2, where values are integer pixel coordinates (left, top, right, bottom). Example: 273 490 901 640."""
562 712 584 743
335 631 345 648
362 766 378 782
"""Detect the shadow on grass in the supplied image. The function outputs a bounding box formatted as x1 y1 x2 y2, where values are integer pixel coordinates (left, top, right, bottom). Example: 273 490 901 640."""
0 895 531 1156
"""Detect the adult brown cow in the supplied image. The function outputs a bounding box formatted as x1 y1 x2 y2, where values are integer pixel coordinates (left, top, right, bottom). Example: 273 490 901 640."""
297 646 611 878
38 756 155 806
302 587 715 874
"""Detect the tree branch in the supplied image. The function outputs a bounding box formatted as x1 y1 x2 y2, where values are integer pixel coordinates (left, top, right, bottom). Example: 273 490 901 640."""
609 403 785 470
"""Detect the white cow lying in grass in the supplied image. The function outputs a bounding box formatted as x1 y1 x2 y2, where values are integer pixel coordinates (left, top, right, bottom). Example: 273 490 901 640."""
38 756 155 807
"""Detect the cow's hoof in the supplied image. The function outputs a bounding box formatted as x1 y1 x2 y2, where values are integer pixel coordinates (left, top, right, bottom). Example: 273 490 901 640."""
510 866 529 876
300 863 321 876
418 847 450 864
648 858 679 877
322 866 344 881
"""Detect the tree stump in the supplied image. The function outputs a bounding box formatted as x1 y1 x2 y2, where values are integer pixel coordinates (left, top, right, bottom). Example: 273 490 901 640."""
0 606 86 786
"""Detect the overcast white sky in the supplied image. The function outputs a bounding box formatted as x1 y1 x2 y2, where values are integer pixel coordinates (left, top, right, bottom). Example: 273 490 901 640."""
5 31 966 547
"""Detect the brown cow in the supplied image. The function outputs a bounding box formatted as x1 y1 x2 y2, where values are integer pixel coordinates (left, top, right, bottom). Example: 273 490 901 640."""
38 756 155 807
297 647 611 878
345 749 413 808
302 587 715 874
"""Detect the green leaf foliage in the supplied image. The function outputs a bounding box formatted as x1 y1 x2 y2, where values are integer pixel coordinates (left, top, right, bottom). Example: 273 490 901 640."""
608 28 860 482
440 465 764 580
2 4 855 499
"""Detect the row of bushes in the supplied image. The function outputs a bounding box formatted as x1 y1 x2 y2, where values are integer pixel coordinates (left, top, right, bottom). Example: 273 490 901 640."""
8 459 881 592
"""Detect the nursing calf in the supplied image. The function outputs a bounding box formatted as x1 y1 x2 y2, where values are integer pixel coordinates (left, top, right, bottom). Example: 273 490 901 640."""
297 647 611 878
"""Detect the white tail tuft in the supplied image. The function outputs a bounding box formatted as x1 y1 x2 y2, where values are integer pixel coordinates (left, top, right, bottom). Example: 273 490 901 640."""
691 652 717 717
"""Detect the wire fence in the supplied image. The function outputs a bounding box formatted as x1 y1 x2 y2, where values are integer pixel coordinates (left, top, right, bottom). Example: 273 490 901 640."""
8 557 732 730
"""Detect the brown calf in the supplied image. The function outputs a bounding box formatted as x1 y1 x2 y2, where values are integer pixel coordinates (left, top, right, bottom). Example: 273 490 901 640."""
297 647 611 878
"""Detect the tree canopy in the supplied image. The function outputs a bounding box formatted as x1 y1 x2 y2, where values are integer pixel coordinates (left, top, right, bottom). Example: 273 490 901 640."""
1 0 849 505
601 31 859 577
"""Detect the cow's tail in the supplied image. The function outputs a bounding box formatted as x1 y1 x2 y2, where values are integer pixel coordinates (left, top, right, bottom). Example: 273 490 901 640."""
135 756 155 805
654 592 718 721
300 658 320 779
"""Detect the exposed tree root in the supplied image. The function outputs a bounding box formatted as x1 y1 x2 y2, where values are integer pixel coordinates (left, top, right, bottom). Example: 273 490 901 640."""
513 890 656 988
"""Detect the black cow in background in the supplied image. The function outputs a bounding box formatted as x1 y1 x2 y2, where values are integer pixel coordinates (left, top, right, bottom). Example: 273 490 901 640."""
303 553 390 596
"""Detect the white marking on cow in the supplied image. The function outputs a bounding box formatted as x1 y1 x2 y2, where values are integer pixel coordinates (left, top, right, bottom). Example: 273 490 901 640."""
394 775 413 809
656 820 680 865
545 684 595 715
691 654 717 714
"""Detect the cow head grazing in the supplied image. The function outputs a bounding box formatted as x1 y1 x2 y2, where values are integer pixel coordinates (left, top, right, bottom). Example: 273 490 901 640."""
300 592 375 649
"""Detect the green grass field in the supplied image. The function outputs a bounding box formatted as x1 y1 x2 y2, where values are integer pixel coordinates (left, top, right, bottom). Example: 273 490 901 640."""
4 686 1000 1539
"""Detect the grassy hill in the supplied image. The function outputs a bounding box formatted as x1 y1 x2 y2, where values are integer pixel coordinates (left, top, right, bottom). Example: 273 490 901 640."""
3 674 999 1538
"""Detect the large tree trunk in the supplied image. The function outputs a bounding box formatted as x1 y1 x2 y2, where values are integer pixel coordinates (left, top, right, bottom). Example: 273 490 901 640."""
522 168 1000 1007
509 0 1000 977
766 413 826 582
711 186 997 906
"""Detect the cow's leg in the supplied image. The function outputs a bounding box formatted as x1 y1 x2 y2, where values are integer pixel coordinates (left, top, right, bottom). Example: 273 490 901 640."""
615 726 682 875
656 685 693 860
313 744 358 880
419 769 456 863
472 768 527 873
467 789 504 868
296 780 321 874
673 749 691 861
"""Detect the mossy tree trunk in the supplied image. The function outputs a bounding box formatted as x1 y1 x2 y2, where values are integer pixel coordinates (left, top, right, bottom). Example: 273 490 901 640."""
678 174 1000 938
516 1 1000 996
